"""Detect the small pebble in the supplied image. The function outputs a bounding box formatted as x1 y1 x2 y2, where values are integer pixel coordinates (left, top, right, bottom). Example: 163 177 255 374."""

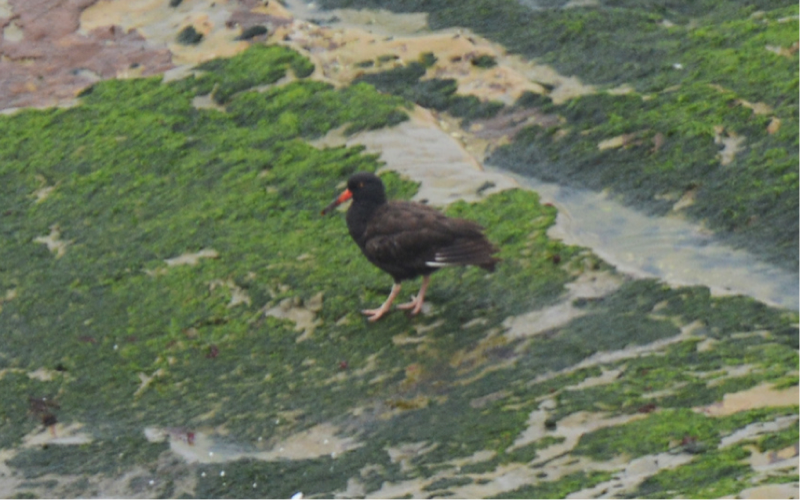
220 470 225 477
149 480 155 486
201 472 206 477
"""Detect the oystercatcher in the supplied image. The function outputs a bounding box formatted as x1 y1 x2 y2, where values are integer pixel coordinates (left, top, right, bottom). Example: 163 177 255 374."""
322 172 499 321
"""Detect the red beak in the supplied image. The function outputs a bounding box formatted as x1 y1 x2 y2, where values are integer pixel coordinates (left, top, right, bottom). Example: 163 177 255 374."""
321 189 353 215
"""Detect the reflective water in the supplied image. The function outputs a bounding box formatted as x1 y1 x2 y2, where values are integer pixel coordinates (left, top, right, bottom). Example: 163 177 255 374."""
287 0 798 311
500 169 799 310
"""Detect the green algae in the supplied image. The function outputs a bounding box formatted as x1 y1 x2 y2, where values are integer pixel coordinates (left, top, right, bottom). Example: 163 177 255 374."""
10 493 38 499
634 446 754 499
176 26 203 46
0 38 797 498
7 439 169 479
441 189 578 316
503 436 566 464
0 40 579 494
353 61 504 124
496 470 613 499
178 45 316 104
423 476 474 492
0 44 417 451
758 423 799 452
470 54 497 69
0 372 63 448
318 0 799 270
194 455 351 498
227 80 410 137
487 5 798 271
573 407 796 461
234 26 268 41
319 1 797 92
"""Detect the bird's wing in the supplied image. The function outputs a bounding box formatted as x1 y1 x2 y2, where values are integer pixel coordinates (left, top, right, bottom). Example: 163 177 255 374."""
425 236 499 269
363 202 497 269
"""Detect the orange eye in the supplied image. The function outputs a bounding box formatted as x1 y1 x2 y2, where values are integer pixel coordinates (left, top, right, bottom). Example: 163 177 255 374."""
358 182 364 188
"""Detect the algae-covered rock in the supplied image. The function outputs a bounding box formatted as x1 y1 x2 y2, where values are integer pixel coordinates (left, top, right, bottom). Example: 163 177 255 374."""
0 39 796 499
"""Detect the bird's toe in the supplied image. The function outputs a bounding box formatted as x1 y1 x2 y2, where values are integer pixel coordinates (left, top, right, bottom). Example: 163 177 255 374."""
397 299 424 315
362 308 388 321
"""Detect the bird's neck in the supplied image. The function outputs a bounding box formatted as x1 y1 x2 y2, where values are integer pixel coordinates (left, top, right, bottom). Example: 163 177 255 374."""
346 198 384 244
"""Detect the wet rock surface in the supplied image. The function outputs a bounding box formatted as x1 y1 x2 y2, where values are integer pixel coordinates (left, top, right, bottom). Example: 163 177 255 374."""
0 1 797 499
0 0 173 110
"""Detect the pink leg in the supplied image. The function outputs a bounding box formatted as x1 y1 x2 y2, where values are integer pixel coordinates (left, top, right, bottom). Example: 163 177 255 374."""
397 275 430 315
362 283 402 322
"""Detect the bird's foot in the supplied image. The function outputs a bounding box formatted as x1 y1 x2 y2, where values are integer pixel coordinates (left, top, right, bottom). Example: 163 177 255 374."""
362 283 403 322
361 306 391 322
396 296 424 315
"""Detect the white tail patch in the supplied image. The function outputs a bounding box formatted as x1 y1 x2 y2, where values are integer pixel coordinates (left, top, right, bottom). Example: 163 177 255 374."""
425 261 452 267
427 254 456 267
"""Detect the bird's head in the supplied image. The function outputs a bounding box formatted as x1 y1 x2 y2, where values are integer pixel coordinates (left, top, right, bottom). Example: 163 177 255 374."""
321 172 386 215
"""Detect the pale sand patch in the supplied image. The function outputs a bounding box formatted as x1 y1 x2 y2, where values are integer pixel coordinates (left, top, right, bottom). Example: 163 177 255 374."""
0 0 12 18
738 98 773 115
386 441 439 473
767 116 782 134
309 5 429 37
364 447 625 499
744 442 799 472
282 0 595 104
392 332 430 346
765 42 799 58
34 224 71 258
503 270 622 340
696 383 799 417
735 483 799 499
32 185 56 203
528 319 706 388
714 125 746 166
597 132 639 150
134 368 166 397
450 328 508 373
22 422 93 448
311 106 519 206
263 292 324 342
144 422 361 464
80 0 275 66
564 0 601 7
508 406 647 458
564 367 625 391
164 248 219 266
708 84 774 115
567 452 695 498
719 415 798 450
27 367 61 382
192 94 227 112
672 186 698 211
209 278 252 308
274 23 546 100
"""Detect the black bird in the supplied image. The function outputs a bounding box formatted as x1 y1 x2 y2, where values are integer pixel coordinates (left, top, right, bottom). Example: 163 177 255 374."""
322 172 499 321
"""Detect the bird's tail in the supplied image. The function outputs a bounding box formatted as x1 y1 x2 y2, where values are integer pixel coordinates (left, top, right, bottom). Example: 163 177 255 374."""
428 239 500 271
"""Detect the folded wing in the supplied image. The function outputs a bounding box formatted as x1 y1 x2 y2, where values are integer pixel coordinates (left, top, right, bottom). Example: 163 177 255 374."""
361 201 499 278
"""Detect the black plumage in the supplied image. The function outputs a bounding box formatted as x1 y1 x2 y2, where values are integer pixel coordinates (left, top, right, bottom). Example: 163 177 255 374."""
322 172 499 321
